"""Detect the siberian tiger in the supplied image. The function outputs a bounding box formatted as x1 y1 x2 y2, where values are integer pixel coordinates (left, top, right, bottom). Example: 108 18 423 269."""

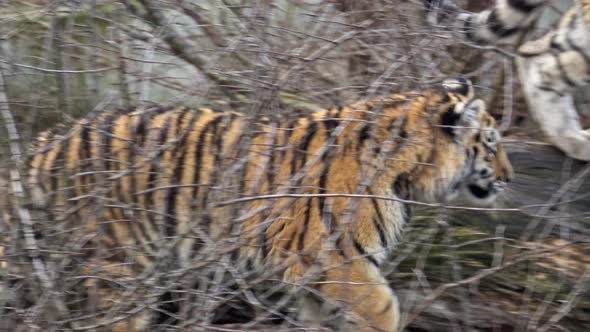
25 78 513 331
424 0 590 160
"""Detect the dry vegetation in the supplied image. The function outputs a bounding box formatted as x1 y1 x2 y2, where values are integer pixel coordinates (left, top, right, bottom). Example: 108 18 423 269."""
0 0 588 331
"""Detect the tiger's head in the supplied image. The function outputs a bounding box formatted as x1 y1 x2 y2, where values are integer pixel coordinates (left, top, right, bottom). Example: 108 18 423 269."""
442 82 513 206
452 101 513 206
412 79 513 206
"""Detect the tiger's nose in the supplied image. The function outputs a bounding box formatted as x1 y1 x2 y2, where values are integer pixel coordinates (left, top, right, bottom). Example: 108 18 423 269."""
480 168 492 178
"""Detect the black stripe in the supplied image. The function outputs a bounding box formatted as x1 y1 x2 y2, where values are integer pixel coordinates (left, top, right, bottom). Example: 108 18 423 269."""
192 115 224 199
553 52 578 88
168 109 196 188
164 109 195 237
254 117 275 260
317 119 338 220
228 117 246 196
487 9 519 38
299 142 318 252
354 122 375 165
210 114 231 186
80 125 91 162
128 116 139 209
323 117 339 132
537 85 563 94
79 125 92 189
98 117 121 191
353 239 379 267
127 113 157 246
101 113 133 242
152 105 172 115
268 221 286 241
300 120 318 164
112 116 127 204
380 298 393 315
49 140 65 196
192 118 209 200
398 115 409 139
174 107 190 134
507 0 541 13
134 111 148 145
55 135 75 207
393 173 411 200
37 131 56 194
439 92 451 104
266 121 277 189
101 114 117 184
145 116 171 218
130 110 151 209
367 187 387 248
259 227 269 262
32 149 48 194
335 234 347 259
549 34 565 52
286 119 298 179
373 217 388 249
296 120 319 251
318 164 329 222
290 119 318 191
464 15 476 41
440 104 461 137
450 77 470 96
358 124 371 143
279 222 295 254
198 115 224 212
394 172 412 229
472 145 480 160
373 207 388 248
386 112 405 134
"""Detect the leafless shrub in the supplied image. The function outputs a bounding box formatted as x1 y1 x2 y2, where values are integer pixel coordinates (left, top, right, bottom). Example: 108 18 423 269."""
0 1 588 331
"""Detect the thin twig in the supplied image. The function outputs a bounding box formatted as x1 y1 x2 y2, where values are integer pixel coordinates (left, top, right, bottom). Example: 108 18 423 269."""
0 59 75 329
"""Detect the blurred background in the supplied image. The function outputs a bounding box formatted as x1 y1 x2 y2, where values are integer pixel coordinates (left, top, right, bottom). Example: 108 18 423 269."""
0 0 589 331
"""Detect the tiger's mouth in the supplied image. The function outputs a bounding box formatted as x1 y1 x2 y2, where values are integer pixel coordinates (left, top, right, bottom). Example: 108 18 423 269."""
464 180 505 204
467 183 492 199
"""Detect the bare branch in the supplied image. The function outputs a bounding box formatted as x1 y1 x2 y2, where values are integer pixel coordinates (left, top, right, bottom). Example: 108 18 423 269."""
134 0 247 101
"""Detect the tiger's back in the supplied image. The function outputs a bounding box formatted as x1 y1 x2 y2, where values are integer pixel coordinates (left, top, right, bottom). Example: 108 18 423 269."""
27 79 513 331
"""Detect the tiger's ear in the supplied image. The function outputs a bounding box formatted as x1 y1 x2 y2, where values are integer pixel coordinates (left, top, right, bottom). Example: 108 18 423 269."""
440 99 485 138
460 99 484 127
442 77 474 99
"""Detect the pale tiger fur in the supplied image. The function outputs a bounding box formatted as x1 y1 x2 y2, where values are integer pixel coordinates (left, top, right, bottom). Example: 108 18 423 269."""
26 78 513 331
425 0 590 160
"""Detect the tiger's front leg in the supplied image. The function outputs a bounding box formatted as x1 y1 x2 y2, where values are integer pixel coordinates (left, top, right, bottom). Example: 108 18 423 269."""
298 259 400 332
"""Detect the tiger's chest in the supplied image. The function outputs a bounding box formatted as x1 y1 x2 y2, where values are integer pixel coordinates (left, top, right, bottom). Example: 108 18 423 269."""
366 189 412 264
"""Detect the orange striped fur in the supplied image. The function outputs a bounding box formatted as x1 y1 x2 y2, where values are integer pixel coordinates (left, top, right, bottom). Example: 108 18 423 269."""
27 79 513 331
